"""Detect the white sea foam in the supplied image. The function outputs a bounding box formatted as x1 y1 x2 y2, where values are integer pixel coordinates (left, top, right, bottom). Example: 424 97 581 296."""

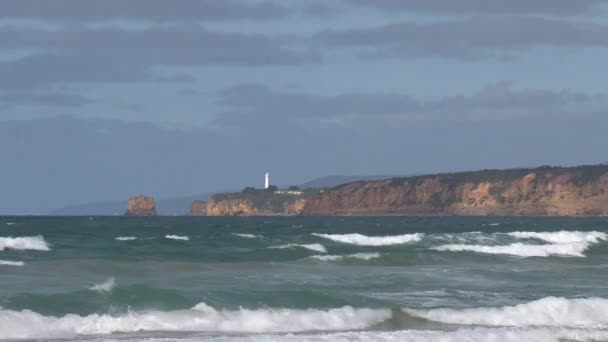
432 242 589 257
233 233 262 239
115 236 137 241
0 304 391 339
0 260 24 266
508 231 607 244
271 243 327 253
404 296 608 328
433 230 607 257
308 253 381 262
165 235 189 241
137 328 608 342
0 236 49 251
313 233 423 246
89 277 116 292
5 222 16 226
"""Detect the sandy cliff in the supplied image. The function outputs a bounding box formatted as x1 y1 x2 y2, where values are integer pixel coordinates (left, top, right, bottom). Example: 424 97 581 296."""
188 165 608 217
301 165 608 216
125 195 157 216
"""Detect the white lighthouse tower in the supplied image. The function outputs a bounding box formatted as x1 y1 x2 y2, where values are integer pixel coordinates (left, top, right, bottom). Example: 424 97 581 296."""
264 170 270 189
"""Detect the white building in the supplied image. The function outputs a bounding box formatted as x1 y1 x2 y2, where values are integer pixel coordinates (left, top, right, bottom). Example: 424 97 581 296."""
264 170 270 189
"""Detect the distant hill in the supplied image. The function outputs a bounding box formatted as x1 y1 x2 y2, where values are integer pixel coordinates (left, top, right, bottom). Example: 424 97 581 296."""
51 193 212 216
301 175 407 189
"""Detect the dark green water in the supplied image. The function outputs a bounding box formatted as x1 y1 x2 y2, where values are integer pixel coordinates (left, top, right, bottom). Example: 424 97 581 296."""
2 216 608 341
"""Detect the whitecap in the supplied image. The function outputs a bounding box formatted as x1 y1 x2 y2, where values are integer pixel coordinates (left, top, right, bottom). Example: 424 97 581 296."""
5 222 16 226
0 304 391 339
432 242 589 257
233 233 262 239
165 235 189 241
404 296 608 328
0 236 50 251
313 233 423 246
308 253 381 262
0 260 24 266
270 243 327 253
508 231 607 244
89 277 116 292
115 236 137 241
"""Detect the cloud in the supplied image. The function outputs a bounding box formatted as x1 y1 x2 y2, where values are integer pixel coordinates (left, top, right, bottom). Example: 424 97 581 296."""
0 91 93 108
0 25 318 89
0 0 288 22
317 16 608 60
214 81 608 127
346 0 606 16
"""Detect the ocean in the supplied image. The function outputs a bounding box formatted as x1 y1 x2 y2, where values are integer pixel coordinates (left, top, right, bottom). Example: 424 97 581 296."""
2 216 608 341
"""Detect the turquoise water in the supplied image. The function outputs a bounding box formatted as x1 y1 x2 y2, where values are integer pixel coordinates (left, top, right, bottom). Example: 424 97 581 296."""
2 216 608 341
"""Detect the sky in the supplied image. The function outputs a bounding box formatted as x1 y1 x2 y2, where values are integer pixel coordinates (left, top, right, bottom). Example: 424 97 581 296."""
1 0 608 214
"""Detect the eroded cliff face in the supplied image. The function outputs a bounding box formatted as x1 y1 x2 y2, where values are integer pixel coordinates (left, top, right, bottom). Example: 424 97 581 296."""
187 165 608 217
188 198 274 216
301 166 608 216
125 195 157 216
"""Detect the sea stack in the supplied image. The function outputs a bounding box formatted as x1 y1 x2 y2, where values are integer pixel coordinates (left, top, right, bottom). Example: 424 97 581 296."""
125 195 157 216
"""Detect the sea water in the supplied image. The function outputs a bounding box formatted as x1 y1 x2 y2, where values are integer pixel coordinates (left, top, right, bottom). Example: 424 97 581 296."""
1 216 608 341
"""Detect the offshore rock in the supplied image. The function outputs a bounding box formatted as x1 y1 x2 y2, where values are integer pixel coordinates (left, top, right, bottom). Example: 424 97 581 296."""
125 195 157 216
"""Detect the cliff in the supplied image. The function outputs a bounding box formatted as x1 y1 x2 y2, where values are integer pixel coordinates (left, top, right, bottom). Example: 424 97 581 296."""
125 195 157 216
301 165 608 216
189 165 608 217
189 189 314 216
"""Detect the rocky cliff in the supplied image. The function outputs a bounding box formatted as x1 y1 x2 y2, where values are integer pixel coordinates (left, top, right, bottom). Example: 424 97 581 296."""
301 165 608 216
125 195 157 216
189 165 608 217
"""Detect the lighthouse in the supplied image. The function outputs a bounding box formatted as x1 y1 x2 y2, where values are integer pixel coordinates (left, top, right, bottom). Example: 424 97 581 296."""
264 170 270 189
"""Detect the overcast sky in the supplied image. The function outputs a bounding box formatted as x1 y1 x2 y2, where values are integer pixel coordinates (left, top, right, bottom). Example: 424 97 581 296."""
1 0 608 214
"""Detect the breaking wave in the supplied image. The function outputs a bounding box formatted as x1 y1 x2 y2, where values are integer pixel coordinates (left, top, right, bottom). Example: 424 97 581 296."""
0 236 50 251
508 231 607 244
165 235 189 241
308 253 381 262
433 231 607 257
0 260 24 266
115 236 137 241
233 233 262 239
0 304 391 339
404 296 608 328
313 233 423 246
270 243 327 253
89 277 116 292
432 242 589 257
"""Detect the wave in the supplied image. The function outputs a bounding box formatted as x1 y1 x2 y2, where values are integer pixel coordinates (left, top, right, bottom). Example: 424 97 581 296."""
115 236 137 241
313 233 423 246
165 235 189 241
308 253 381 262
0 304 391 339
0 236 50 251
404 296 608 328
5 222 16 226
233 233 262 239
432 230 607 257
169 328 608 342
270 243 327 253
0 260 24 266
508 231 607 244
432 242 589 257
89 277 116 292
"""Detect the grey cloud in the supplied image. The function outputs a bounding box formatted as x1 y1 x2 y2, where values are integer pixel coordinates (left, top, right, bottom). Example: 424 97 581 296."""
214 82 608 127
346 0 606 15
318 16 608 59
0 0 288 22
0 25 318 89
0 91 93 108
